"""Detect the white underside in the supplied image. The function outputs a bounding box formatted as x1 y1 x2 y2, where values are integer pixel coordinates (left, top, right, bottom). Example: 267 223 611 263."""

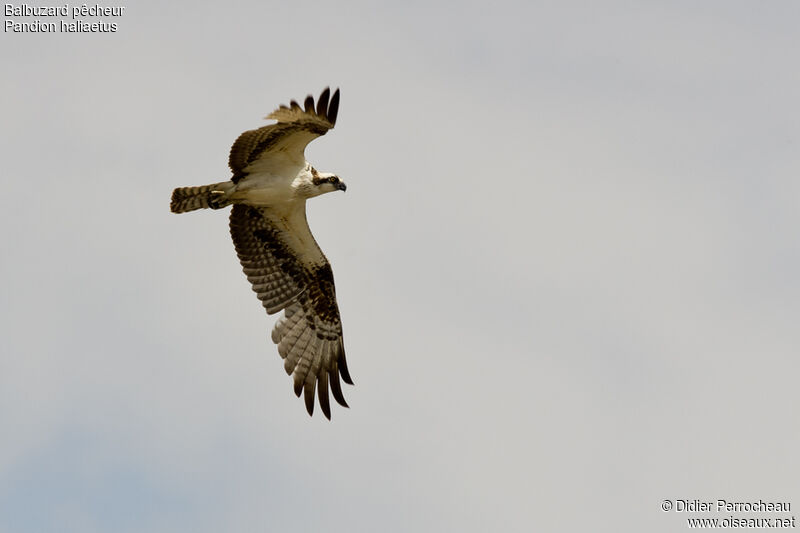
228 163 327 265
231 164 306 207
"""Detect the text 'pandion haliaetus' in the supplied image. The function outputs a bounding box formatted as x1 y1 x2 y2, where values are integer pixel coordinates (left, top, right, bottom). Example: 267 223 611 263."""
170 87 352 420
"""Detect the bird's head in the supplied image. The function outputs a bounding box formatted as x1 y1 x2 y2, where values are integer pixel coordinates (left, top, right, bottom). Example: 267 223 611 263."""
309 171 347 197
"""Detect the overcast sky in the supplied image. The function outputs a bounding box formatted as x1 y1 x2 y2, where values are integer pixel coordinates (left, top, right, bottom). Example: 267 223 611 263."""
2 1 799 532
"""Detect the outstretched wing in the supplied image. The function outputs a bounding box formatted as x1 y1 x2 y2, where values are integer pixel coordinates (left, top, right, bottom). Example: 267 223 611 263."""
228 87 340 181
229 204 352 419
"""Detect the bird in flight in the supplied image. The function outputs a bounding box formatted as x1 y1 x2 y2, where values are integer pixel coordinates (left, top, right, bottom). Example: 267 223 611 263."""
170 87 352 419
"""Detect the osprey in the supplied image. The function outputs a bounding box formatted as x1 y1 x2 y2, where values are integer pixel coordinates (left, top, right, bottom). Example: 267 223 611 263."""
170 87 352 419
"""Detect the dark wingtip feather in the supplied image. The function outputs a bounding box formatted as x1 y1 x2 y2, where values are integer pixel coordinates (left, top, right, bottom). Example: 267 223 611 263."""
304 95 315 113
317 87 330 120
338 342 353 385
304 380 316 416
294 380 303 397
290 100 302 111
329 367 349 408
328 88 340 126
318 373 331 420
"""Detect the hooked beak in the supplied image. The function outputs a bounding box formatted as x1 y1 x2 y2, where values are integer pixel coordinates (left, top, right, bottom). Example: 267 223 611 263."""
337 181 347 192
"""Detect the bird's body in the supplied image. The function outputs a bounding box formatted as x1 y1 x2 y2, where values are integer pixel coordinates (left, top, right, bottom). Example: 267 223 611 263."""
170 88 352 419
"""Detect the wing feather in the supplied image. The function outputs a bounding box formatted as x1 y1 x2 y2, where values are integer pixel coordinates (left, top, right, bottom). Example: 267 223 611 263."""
329 362 348 408
285 323 315 380
337 339 353 385
278 314 308 361
228 88 340 180
317 87 330 120
229 204 351 419
317 370 331 420
303 378 316 416
230 206 305 313
327 89 340 126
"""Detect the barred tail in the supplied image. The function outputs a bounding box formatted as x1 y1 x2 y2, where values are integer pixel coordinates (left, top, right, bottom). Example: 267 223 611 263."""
170 182 233 213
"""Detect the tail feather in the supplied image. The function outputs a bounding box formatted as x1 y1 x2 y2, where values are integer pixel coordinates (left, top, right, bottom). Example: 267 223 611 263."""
170 182 232 213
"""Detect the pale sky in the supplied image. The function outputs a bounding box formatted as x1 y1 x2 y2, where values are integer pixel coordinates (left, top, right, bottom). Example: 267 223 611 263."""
2 1 799 532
